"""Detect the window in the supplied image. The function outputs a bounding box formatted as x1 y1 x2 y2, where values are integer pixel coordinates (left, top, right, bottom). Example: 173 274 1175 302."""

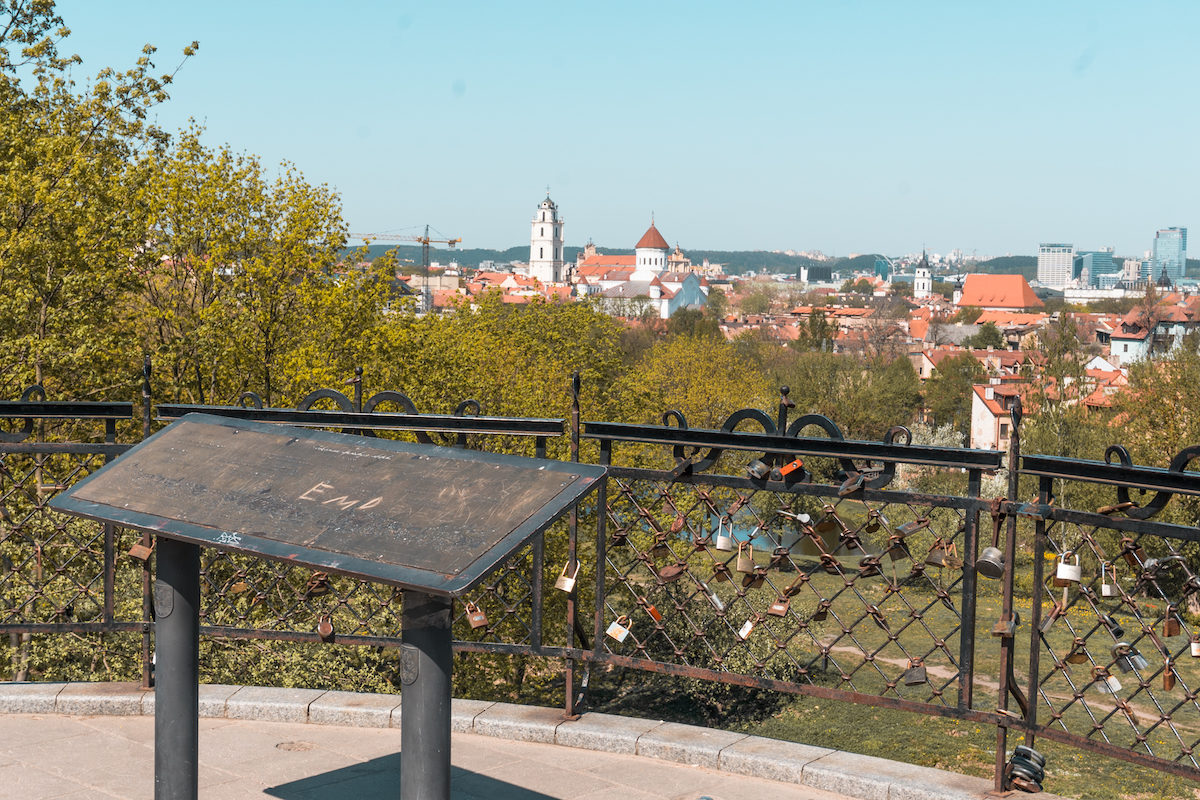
1000 423 1009 437
1123 344 1128 353
539 247 543 259
541 227 544 236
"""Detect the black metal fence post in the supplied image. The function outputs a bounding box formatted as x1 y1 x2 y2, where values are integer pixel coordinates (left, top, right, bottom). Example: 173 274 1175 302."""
154 536 200 800
400 590 453 800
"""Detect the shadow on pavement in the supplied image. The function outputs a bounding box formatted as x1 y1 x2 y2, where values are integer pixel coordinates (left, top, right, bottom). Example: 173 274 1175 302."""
265 752 559 800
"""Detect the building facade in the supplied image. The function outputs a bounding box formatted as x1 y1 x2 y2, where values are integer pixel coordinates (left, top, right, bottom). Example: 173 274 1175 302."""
1151 227 1187 284
1037 243 1074 288
528 194 565 284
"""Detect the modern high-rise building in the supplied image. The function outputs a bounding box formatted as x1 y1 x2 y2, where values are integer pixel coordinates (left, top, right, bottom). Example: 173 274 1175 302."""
1151 227 1187 284
1037 243 1074 288
1076 248 1117 288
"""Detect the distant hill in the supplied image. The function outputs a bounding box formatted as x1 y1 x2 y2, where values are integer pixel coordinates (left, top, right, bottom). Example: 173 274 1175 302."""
340 243 823 275
971 255 1037 279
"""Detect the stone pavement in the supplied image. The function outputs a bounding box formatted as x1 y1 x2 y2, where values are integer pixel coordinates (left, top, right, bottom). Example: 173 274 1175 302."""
0 683 1054 800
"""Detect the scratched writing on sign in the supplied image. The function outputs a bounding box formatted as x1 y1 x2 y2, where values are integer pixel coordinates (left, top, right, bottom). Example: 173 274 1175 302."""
216 532 243 546
298 481 384 512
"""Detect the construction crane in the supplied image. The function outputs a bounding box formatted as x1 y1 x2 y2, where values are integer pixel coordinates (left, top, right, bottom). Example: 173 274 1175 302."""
352 225 461 278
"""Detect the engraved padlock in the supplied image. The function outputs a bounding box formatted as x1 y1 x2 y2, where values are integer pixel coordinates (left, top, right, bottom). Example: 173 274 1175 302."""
736 616 758 640
1053 552 1081 587
1100 562 1118 597
715 520 734 551
606 614 632 642
767 597 790 617
555 561 580 593
1164 603 1181 637
902 656 927 685
465 601 489 629
736 541 755 574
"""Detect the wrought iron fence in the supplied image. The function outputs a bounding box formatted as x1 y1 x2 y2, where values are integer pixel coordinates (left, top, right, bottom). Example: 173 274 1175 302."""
3 367 1200 794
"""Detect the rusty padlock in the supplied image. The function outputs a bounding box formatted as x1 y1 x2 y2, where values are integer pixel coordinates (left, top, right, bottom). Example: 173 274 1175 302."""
464 601 489 629
657 562 688 583
606 615 632 642
1065 637 1089 664
895 517 931 538
886 536 911 562
554 561 580 593
812 599 831 621
814 505 840 535
1120 536 1146 569
127 541 154 561
316 615 334 641
902 656 927 685
712 562 732 583
768 546 791 570
1164 604 1181 638
767 597 791 617
858 555 883 578
782 573 808 598
741 566 767 590
736 541 755 574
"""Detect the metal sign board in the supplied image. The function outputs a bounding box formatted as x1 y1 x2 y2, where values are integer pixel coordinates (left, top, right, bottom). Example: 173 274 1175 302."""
50 413 605 596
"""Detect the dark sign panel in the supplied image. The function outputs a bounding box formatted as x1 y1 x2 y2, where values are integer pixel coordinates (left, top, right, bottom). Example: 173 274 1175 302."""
51 414 604 596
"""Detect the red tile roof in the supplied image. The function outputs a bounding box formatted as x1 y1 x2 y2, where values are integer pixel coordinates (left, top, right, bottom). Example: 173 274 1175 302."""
635 223 669 250
957 274 1043 309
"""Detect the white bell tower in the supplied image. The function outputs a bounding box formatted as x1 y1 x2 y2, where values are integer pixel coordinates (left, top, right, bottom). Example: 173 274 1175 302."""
529 192 565 284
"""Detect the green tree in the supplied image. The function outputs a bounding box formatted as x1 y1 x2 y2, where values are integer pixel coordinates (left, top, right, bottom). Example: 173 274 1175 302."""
704 286 729 320
667 307 720 339
0 5 196 396
924 353 984 435
963 321 1005 350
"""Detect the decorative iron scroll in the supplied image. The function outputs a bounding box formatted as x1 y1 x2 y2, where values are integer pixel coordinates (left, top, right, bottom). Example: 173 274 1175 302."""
1104 444 1200 521
661 387 912 490
0 385 46 443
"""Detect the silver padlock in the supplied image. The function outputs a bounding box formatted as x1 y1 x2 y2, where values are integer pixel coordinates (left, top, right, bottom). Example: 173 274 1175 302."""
1054 552 1081 586
715 519 734 551
1191 637 1200 658
554 561 580 593
606 615 632 643
1100 562 1118 597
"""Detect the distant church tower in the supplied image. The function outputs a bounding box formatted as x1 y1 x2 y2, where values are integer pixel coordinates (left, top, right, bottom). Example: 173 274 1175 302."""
633 215 669 278
529 193 564 283
913 251 932 299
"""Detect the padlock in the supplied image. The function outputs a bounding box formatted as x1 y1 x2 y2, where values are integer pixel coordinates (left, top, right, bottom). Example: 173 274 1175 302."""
712 563 731 583
669 514 686 534
127 542 153 561
820 553 843 575
1111 642 1146 674
864 509 884 533
779 457 805 478
767 597 790 617
858 555 883 578
705 586 726 612
1053 552 1081 587
991 611 1020 637
1191 637 1200 658
1102 614 1125 638
691 533 709 552
1065 637 1089 664
768 546 791 570
736 617 757 640
715 520 734 551
925 540 949 568
812 599 830 621
606 615 632 642
611 529 629 547
1164 659 1177 691
230 580 250 594
782 573 808 598
902 657 927 685
886 536 911 562
1100 562 1118 597
657 562 688 583
977 511 1006 580
644 602 663 623
741 567 767 590
465 601 489 629
814 505 839 535
1164 604 1181 637
896 517 931 538
1093 666 1121 693
838 471 866 497
316 615 334 640
1120 536 1146 569
554 561 580 593
736 541 755 574
1039 602 1063 633
650 533 670 555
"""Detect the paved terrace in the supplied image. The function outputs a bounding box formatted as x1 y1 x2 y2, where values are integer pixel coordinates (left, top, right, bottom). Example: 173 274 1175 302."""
0 683 1063 800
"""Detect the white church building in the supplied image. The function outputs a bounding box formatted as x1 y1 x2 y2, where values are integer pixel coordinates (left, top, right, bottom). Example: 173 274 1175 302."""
527 194 565 284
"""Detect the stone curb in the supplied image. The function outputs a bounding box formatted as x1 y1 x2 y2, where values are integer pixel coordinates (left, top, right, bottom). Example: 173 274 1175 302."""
0 682 1063 800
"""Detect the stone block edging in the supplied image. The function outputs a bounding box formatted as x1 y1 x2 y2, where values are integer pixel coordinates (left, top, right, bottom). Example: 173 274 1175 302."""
0 682 1060 800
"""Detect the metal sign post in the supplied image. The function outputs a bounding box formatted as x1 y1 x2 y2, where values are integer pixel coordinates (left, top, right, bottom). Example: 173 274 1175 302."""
51 414 605 800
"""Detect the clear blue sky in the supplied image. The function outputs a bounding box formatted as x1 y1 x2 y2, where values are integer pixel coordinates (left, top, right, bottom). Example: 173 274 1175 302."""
54 1 1198 258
